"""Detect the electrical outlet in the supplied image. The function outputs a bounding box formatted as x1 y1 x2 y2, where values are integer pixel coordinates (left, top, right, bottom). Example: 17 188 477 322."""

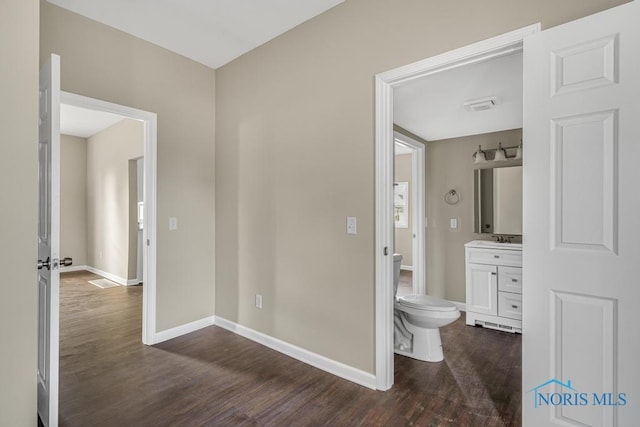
255 294 263 309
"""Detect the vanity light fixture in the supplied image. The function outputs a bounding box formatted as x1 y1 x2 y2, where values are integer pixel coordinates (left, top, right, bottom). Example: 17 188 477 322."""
515 141 523 159
494 142 507 161
472 141 523 163
473 145 487 164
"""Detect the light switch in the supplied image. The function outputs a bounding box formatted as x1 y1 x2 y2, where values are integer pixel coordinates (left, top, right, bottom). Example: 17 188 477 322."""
346 216 357 235
169 217 178 231
450 218 458 229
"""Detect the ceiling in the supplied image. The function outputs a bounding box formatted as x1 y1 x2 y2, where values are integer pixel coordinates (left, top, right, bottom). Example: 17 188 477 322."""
61 104 127 138
393 52 523 142
47 0 345 69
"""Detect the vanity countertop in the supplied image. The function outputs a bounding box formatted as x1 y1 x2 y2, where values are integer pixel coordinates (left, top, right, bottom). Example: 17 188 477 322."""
465 240 522 250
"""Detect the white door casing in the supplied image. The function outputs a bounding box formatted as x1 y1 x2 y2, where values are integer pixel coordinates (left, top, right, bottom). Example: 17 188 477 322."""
375 24 540 391
523 1 640 426
38 53 60 427
60 91 158 346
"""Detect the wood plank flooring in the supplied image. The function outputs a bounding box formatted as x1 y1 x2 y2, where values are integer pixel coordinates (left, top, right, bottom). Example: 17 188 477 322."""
59 270 521 426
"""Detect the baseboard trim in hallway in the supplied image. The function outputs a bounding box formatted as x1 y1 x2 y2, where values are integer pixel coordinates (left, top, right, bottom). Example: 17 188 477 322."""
214 316 377 390
154 316 216 344
59 265 139 286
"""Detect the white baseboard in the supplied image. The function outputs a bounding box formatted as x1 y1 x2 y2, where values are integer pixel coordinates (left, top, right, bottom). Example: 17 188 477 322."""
59 264 89 273
84 265 140 286
400 265 413 271
59 264 140 286
450 300 466 312
214 316 376 390
154 316 215 344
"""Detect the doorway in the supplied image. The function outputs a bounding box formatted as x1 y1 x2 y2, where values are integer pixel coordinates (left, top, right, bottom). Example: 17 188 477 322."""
59 91 158 345
374 24 540 391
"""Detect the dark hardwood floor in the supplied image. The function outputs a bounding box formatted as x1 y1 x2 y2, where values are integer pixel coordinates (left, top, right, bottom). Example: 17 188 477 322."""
59 270 521 426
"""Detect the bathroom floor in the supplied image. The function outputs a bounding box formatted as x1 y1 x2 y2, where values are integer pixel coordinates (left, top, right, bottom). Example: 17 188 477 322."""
395 314 522 426
58 270 522 426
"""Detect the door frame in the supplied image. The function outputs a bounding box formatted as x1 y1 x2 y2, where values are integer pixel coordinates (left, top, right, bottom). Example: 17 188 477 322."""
393 133 426 295
60 91 158 345
374 23 540 390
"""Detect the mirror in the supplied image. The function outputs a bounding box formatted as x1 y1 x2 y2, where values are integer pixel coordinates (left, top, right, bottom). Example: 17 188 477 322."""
474 166 522 235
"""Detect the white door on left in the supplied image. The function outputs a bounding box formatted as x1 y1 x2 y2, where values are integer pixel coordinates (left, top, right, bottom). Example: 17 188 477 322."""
37 53 61 427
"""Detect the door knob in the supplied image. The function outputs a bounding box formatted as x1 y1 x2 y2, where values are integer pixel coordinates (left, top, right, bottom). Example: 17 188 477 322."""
37 257 51 270
37 256 72 270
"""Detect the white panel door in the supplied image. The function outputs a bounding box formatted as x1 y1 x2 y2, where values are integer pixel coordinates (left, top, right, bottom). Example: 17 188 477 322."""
523 2 639 426
37 54 61 427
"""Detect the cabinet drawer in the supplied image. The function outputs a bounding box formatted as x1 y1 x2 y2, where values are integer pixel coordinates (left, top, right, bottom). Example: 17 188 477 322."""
498 266 522 294
498 292 522 320
467 248 522 267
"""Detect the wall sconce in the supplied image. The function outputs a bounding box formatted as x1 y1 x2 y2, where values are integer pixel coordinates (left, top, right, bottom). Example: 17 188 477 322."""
494 142 507 161
473 145 487 164
515 141 523 159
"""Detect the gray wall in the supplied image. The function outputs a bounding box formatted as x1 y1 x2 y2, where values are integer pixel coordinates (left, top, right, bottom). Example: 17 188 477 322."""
215 0 627 374
41 0 216 331
0 1 39 425
86 118 143 281
61 134 88 266
426 129 522 303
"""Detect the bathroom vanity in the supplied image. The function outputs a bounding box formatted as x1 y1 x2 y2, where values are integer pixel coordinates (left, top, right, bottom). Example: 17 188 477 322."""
464 240 522 333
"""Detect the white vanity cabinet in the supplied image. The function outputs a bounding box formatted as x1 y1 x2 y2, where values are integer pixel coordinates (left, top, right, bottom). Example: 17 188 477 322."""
465 241 522 333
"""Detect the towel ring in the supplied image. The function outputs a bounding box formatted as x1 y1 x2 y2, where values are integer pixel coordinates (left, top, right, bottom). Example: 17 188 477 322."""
444 189 459 205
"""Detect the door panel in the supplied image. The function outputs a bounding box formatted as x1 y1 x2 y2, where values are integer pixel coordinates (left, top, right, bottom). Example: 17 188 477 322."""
37 54 60 427
523 2 639 426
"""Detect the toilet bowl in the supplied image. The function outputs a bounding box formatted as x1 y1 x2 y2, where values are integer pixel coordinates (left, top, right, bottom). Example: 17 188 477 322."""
393 254 460 362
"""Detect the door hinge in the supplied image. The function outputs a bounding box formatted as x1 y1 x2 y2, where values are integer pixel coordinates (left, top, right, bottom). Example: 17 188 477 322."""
384 247 389 256
147 239 150 246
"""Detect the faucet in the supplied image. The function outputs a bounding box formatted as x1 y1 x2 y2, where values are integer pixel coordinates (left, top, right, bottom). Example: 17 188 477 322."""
492 235 513 243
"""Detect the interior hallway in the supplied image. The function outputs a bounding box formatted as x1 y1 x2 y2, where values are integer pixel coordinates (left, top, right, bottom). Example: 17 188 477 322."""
59 270 521 426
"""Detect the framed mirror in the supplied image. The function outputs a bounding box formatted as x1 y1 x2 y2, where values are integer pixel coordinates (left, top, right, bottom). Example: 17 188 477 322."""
473 165 522 235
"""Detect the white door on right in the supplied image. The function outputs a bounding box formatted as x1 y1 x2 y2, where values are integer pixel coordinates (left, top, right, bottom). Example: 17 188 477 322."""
523 1 639 426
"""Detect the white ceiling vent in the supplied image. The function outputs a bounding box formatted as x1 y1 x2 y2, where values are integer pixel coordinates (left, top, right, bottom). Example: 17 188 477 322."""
463 96 499 112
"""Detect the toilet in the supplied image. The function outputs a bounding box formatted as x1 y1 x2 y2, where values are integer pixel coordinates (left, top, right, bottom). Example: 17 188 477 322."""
393 254 460 362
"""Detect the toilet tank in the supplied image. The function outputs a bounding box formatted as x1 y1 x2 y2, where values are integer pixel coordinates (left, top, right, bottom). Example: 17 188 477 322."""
393 254 403 297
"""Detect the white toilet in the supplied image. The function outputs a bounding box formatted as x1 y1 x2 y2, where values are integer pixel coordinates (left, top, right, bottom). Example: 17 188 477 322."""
393 254 460 362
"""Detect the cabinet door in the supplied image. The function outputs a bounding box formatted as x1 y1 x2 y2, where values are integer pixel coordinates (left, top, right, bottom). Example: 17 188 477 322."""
466 263 498 315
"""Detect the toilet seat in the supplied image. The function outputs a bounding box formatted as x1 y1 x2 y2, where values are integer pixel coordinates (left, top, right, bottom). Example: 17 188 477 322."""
397 294 457 312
